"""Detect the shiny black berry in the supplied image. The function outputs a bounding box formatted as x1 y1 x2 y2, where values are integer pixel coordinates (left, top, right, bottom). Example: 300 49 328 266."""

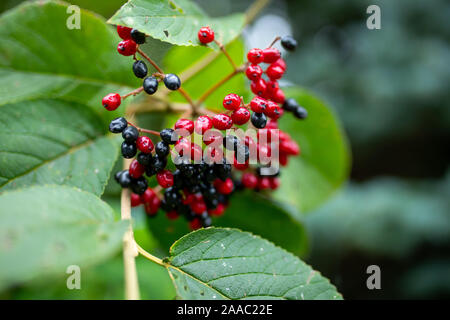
281 35 297 51
160 128 176 144
122 126 139 142
146 155 167 177
215 160 231 181
143 76 158 95
133 60 148 78
282 98 298 112
109 117 128 133
130 176 148 194
115 170 131 188
251 112 267 129
163 74 181 90
121 141 137 158
293 106 308 119
200 212 212 227
130 29 146 44
155 141 170 158
137 152 152 166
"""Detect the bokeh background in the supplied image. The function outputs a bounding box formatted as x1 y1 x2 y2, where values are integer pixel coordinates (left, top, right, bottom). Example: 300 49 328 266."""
1 0 449 299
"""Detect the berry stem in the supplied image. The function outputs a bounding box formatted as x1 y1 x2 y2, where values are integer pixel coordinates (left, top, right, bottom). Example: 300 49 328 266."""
137 47 164 74
127 121 161 136
214 39 237 70
122 87 144 99
135 242 165 266
268 36 281 48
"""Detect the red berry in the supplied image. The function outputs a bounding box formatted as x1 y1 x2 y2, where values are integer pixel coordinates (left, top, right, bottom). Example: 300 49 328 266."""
266 119 279 130
258 177 271 189
265 101 282 119
250 78 267 96
203 129 223 145
102 93 121 111
204 145 223 163
130 193 142 207
194 115 213 135
269 177 280 190
242 173 258 189
190 143 203 162
250 96 268 113
231 107 251 125
266 64 285 80
222 93 241 110
212 114 233 130
272 58 286 70
117 39 137 56
117 25 132 40
271 88 286 104
266 80 279 97
174 138 191 156
189 218 202 230
198 26 214 44
136 136 154 153
247 48 264 64
208 203 226 217
166 210 179 220
145 196 160 216
141 188 156 203
245 64 263 81
233 157 249 170
175 118 194 135
263 47 281 63
214 178 234 195
257 143 271 161
129 159 145 179
191 199 206 214
280 140 300 155
156 169 174 188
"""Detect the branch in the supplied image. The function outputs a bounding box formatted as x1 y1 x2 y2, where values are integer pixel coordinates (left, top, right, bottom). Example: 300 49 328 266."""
246 0 271 25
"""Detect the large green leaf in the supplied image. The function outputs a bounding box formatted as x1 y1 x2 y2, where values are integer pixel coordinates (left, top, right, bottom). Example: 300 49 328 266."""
0 185 127 291
145 192 308 257
0 99 118 195
166 227 341 300
275 87 350 213
108 0 245 48
0 0 139 115
163 38 246 110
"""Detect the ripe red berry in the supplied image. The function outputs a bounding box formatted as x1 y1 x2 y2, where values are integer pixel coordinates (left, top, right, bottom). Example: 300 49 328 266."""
212 114 233 130
191 199 207 214
242 172 258 189
203 129 222 145
279 152 288 166
223 93 241 110
214 178 234 195
117 39 137 56
175 118 194 135
272 58 286 70
231 107 251 125
174 138 191 155
269 177 280 190
130 193 142 207
141 188 156 203
166 210 179 220
258 176 271 189
102 93 121 111
250 78 267 96
198 26 214 44
145 196 160 216
266 80 279 97
189 218 202 230
194 115 213 135
247 48 264 64
245 64 263 81
250 96 268 113
271 88 286 104
208 203 226 217
129 159 145 179
266 64 285 80
265 101 282 119
117 25 132 40
156 170 174 188
233 157 249 170
263 47 281 63
136 136 154 153
190 143 203 162
280 140 300 155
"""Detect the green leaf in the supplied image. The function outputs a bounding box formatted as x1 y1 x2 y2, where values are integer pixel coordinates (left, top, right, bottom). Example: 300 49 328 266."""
0 0 139 115
0 99 118 196
274 87 351 213
166 227 341 300
0 185 127 291
108 0 245 48
163 38 246 111
146 192 308 257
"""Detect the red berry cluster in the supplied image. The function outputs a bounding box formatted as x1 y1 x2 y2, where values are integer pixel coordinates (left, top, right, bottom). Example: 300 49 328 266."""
104 26 305 230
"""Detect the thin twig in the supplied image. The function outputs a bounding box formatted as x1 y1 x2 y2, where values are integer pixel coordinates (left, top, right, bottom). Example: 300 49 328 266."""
245 0 271 25
135 242 165 266
137 47 164 74
214 39 237 70
127 121 161 136
122 87 144 100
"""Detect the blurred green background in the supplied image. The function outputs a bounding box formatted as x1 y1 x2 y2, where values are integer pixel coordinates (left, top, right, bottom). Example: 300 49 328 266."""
1 0 448 300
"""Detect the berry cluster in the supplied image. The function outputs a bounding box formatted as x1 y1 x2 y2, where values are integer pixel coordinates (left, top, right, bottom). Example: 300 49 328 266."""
103 26 306 230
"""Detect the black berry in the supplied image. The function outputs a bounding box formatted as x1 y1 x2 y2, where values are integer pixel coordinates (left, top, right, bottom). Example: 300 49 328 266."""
160 128 176 144
283 98 298 112
251 112 267 129
281 35 297 51
122 126 139 142
115 170 131 188
155 141 170 158
293 106 308 119
143 76 159 95
133 60 148 78
109 117 128 133
137 152 152 166
130 176 148 194
163 74 181 90
121 141 137 158
130 29 146 44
